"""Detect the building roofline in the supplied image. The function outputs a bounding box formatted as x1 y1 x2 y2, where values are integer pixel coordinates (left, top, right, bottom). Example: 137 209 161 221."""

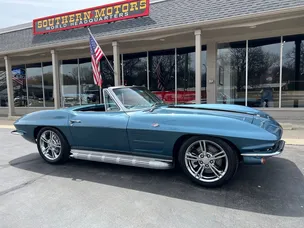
0 4 304 56
0 22 32 35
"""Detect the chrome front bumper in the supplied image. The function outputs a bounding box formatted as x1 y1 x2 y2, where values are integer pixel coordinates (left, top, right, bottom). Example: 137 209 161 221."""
241 140 285 158
241 140 285 164
11 129 26 136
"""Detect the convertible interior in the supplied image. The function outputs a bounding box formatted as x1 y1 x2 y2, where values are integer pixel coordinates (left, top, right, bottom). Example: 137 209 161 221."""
73 104 106 112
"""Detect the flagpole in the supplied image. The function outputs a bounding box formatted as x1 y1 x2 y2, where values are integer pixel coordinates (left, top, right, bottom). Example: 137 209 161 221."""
99 86 102 104
87 27 114 73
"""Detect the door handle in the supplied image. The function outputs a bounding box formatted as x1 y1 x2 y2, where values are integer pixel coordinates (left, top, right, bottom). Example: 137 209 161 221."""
70 120 81 125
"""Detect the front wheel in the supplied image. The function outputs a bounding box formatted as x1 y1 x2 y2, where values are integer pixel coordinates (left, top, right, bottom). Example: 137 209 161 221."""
37 127 70 164
178 136 239 188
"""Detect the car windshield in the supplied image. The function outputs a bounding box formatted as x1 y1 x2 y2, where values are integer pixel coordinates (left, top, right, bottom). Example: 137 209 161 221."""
112 87 164 110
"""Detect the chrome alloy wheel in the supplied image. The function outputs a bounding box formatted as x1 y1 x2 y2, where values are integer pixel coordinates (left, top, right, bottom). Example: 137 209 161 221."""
39 130 62 161
184 140 228 183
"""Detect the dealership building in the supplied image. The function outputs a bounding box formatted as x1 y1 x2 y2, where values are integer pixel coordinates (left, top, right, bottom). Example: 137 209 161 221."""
0 0 303 121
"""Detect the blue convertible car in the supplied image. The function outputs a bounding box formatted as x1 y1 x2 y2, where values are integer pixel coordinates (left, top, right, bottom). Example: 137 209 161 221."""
12 86 285 187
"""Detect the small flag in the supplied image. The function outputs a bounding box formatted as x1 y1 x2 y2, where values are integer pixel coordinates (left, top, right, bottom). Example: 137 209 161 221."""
89 32 104 87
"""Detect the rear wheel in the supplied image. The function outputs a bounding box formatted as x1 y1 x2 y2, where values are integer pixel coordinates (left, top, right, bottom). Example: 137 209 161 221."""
37 127 70 164
178 136 238 188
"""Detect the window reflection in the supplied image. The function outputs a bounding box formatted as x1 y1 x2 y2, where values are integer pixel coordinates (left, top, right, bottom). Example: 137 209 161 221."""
0 67 7 107
248 37 281 108
26 63 43 107
12 65 27 107
79 58 101 104
149 49 175 104
202 48 207 103
217 41 252 106
60 59 80 107
122 52 147 87
176 47 207 104
282 35 304 107
177 47 195 104
42 62 54 107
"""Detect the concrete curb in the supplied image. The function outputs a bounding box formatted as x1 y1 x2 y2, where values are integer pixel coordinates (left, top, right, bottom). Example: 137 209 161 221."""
280 122 304 130
280 123 293 130
7 116 21 121
0 125 15 129
284 139 304 145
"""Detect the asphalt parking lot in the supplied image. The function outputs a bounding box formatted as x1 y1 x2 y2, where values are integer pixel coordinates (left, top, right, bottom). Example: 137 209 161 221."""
0 128 304 228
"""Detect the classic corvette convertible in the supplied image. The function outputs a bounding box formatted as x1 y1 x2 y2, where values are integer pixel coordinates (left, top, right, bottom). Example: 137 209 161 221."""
12 86 285 187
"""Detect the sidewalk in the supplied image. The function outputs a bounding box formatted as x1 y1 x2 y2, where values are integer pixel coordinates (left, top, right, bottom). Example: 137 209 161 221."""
1 118 303 145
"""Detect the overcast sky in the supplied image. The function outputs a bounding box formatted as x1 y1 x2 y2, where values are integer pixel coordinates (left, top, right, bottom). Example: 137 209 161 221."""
0 0 117 28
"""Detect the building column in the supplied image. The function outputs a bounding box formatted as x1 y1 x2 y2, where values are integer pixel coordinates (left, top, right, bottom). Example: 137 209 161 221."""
112 41 121 86
4 56 15 117
51 50 60 109
195 30 202 104
206 42 217 104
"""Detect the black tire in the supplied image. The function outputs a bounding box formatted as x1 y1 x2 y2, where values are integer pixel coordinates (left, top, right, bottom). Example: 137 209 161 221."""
178 135 239 188
36 127 71 164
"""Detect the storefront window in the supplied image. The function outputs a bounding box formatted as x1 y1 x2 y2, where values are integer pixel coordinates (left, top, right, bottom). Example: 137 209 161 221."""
176 47 194 104
177 47 195 104
281 35 304 107
60 59 80 107
248 37 281 108
12 65 27 107
79 58 101 104
100 57 114 88
42 62 54 107
149 49 175 104
26 63 43 107
122 52 147 87
0 67 7 107
217 41 249 106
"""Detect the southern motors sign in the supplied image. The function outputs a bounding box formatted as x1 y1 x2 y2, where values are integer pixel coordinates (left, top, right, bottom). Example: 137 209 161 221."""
33 0 150 35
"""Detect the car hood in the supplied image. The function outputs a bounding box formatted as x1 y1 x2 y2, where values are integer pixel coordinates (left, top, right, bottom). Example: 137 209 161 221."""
153 104 261 122
170 104 262 115
150 103 282 138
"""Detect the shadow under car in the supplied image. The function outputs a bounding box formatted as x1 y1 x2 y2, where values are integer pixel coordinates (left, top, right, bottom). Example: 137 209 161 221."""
9 153 304 218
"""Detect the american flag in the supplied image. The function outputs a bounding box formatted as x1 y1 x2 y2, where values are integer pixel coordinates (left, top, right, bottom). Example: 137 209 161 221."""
156 61 165 90
12 69 24 85
89 32 104 87
12 77 24 85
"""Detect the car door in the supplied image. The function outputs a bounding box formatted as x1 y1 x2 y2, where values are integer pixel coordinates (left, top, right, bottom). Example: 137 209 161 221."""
68 90 130 153
126 111 178 160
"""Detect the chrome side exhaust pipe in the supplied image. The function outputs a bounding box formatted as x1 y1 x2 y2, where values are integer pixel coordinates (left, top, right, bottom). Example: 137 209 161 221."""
70 150 173 170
